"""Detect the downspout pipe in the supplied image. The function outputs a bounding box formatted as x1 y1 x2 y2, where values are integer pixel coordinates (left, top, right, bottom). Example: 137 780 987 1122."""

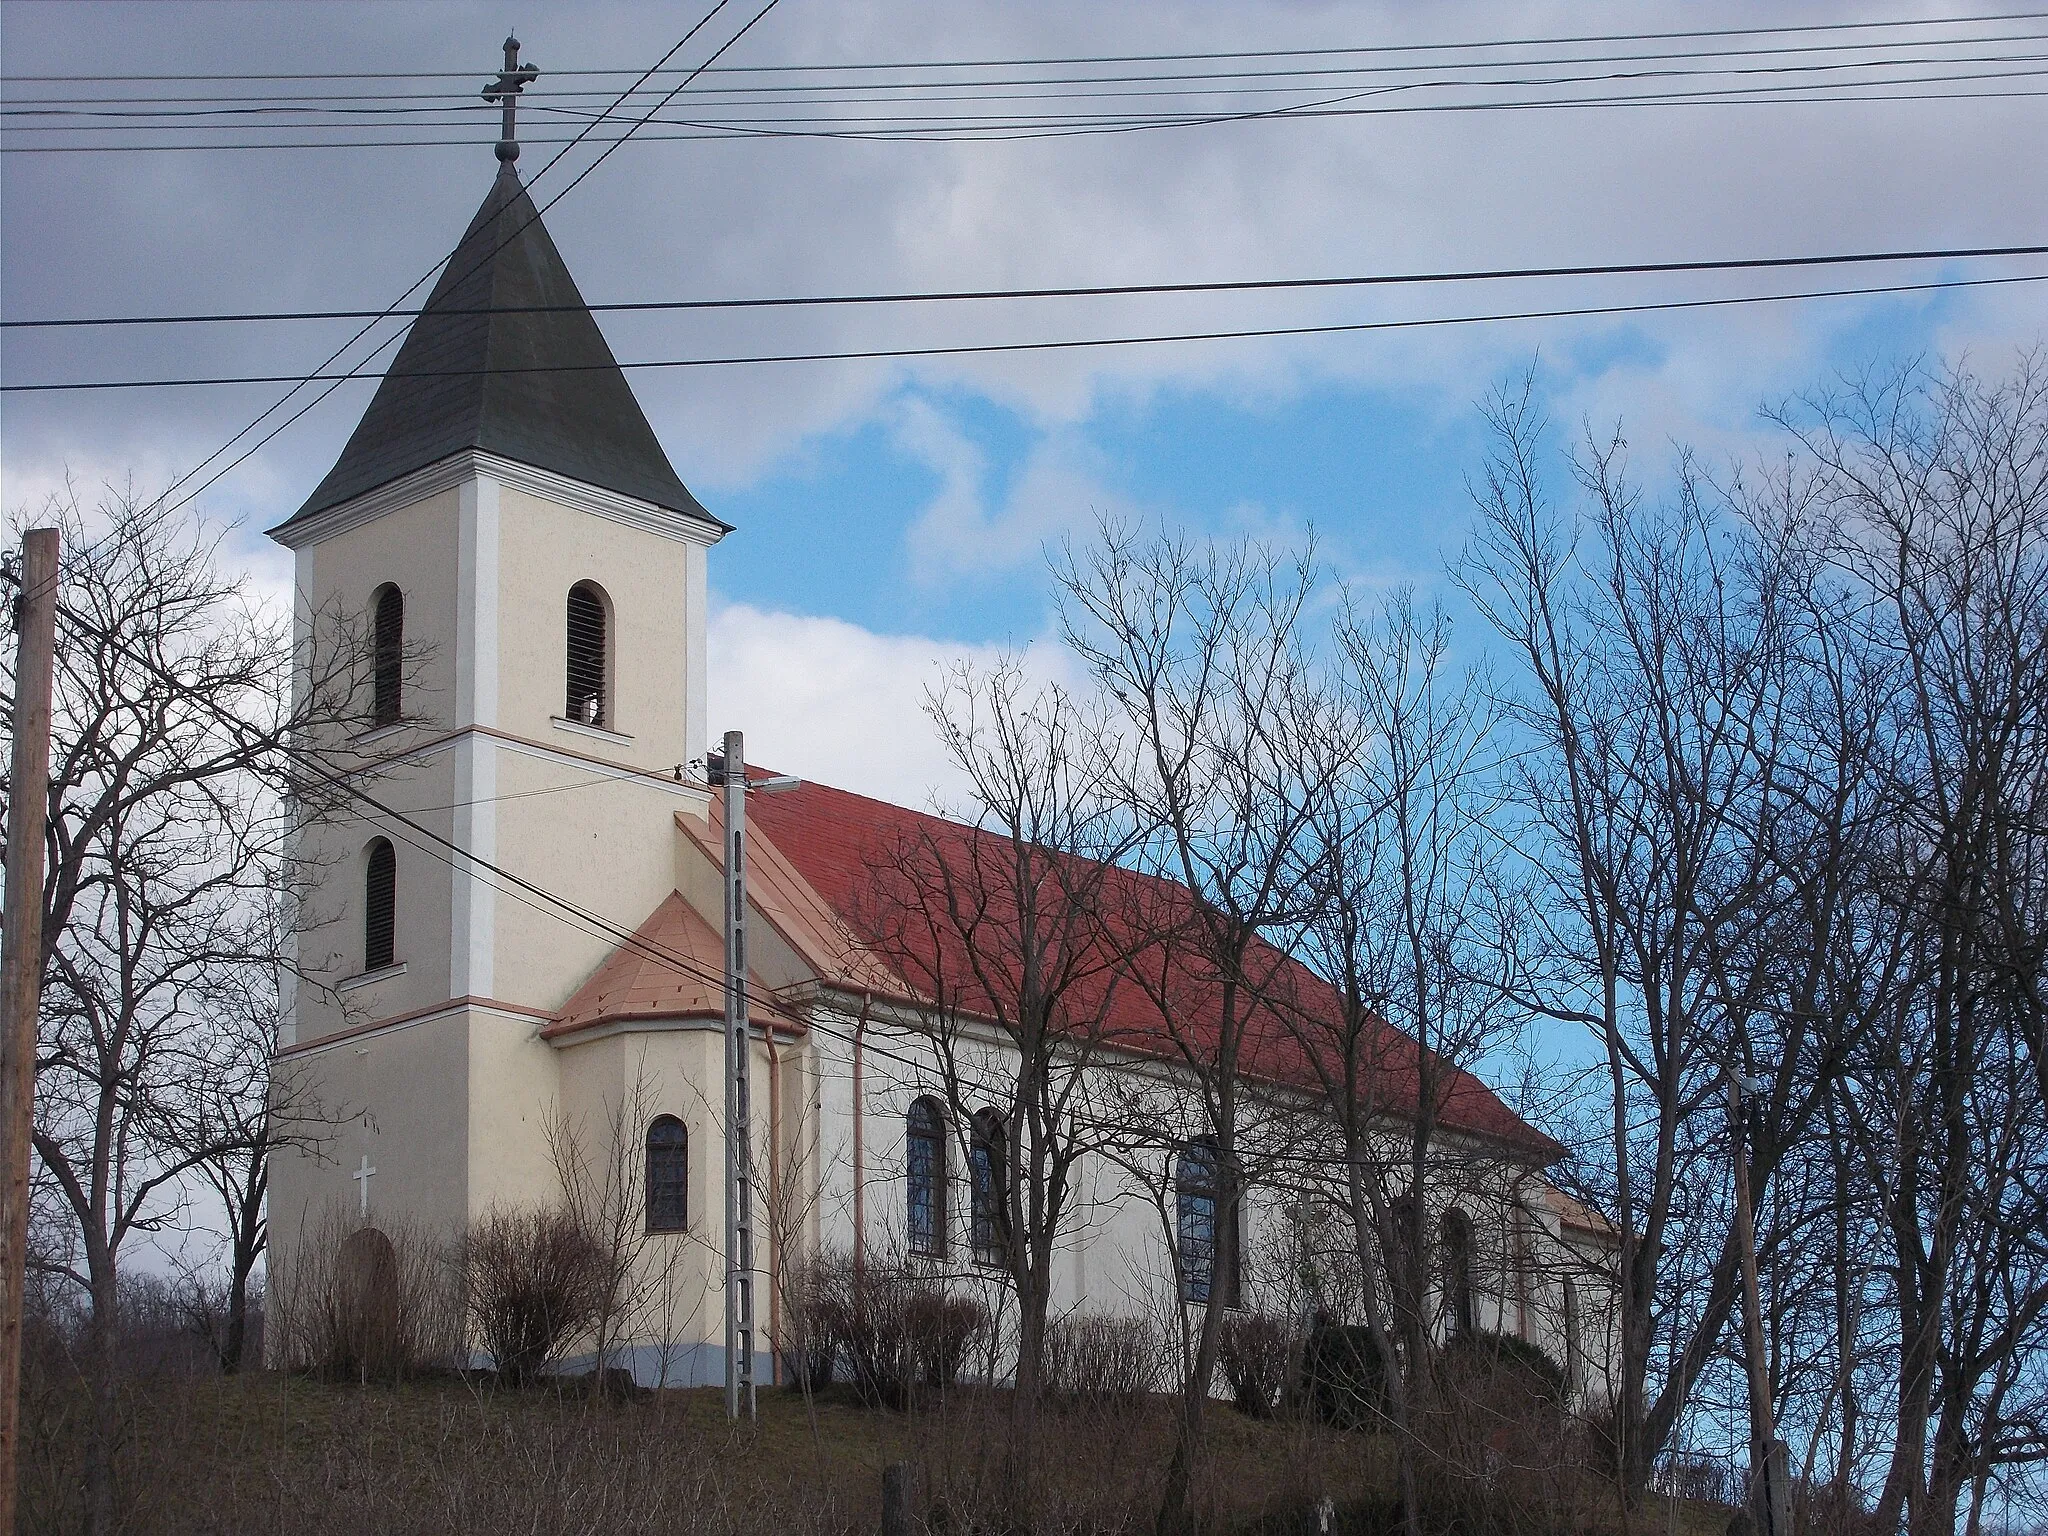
853 992 872 1285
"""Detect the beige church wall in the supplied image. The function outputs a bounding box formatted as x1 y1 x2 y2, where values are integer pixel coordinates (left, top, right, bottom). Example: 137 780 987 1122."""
485 744 702 1012
269 1011 473 1287
493 484 695 771
288 760 461 1045
302 484 464 744
792 1001 1622 1398
554 1026 726 1355
465 1009 564 1219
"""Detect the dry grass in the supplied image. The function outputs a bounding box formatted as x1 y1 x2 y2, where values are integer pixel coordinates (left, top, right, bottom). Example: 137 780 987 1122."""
18 1370 1732 1536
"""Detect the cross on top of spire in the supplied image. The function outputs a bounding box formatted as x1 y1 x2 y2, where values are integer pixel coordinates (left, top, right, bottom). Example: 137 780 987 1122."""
481 33 540 165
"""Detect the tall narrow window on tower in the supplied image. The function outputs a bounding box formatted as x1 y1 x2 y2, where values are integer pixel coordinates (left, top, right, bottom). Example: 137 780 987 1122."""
371 583 404 728
363 838 397 973
565 581 609 727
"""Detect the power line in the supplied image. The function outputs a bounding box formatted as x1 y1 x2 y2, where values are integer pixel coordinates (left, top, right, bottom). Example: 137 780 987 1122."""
7 270 2041 395
11 55 2040 131
10 243 2041 331
9 78 2035 153
9 9 2046 83
16 36 2048 114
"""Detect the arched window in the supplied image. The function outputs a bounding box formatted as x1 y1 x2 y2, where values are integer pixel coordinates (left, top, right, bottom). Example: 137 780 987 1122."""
969 1108 1009 1266
371 583 403 727
645 1116 687 1232
906 1098 947 1257
363 838 397 973
1177 1137 1239 1306
1440 1208 1476 1338
565 581 609 727
1561 1276 1583 1399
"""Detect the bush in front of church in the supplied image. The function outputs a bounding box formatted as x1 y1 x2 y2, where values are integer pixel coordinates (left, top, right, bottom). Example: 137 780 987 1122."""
1043 1313 1166 1403
460 1206 608 1387
269 1208 463 1382
784 1247 991 1408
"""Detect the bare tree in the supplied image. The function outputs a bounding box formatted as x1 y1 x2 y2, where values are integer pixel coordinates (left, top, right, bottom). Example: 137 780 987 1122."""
2 485 385 1532
1773 355 2048 1536
1456 375 1886 1515
860 655 1142 1524
1281 587 1530 1536
1054 520 1330 1536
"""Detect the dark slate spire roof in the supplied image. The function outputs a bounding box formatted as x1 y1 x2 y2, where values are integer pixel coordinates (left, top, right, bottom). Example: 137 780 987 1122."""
276 165 713 532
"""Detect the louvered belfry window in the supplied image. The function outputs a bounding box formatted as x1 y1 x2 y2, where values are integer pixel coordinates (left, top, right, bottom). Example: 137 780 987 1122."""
565 582 608 727
372 584 403 727
364 838 397 973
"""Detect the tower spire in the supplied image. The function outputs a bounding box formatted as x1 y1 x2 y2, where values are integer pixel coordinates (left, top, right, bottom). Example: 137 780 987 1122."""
481 34 540 165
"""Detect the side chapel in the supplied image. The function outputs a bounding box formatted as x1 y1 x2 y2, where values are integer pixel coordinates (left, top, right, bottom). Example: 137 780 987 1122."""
268 80 1619 1395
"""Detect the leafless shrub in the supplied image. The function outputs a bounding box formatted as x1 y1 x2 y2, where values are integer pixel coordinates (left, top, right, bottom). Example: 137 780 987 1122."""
795 1248 989 1408
459 1206 607 1386
777 1252 839 1393
1220 1311 1294 1418
1043 1312 1166 1402
269 1207 460 1382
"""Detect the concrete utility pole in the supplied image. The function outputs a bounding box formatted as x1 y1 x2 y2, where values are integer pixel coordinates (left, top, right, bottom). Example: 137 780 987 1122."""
720 730 757 1422
0 528 59 1534
1730 1071 1791 1536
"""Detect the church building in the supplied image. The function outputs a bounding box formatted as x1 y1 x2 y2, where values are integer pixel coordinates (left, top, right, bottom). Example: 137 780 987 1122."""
267 121 1618 1396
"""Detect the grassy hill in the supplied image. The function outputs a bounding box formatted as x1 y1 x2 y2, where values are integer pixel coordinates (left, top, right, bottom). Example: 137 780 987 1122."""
19 1371 1732 1536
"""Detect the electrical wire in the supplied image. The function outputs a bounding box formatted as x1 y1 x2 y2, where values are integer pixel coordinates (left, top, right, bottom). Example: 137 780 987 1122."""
10 242 2041 331
8 65 2038 149
16 37 2048 115
10 23 2044 154
9 84 2035 152
8 269 2042 395
10 9 2047 83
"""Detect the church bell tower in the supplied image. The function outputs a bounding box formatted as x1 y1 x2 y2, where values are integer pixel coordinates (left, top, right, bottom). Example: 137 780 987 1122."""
266 37 725 1248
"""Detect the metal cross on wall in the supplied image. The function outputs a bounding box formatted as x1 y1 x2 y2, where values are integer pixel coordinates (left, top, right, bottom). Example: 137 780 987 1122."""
353 1154 377 1218
481 34 541 165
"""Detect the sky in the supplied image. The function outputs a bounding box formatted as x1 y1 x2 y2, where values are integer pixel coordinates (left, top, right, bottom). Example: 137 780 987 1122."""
3 0 2045 807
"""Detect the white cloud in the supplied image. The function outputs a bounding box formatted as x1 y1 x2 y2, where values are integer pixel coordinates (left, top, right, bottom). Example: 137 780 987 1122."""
892 397 1139 582
707 598 1078 809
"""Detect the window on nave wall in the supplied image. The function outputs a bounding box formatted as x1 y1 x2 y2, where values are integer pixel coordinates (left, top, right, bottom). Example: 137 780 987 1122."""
1177 1137 1239 1307
1440 1208 1476 1338
906 1098 946 1257
969 1109 1008 1266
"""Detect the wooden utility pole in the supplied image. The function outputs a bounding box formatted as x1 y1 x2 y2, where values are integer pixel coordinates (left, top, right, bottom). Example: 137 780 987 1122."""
0 527 59 1533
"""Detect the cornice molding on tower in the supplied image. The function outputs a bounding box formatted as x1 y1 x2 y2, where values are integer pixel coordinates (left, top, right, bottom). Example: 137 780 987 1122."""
268 449 727 551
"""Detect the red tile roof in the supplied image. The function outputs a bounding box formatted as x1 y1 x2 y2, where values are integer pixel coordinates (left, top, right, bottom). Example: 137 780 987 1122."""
742 777 1559 1161
545 891 801 1040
